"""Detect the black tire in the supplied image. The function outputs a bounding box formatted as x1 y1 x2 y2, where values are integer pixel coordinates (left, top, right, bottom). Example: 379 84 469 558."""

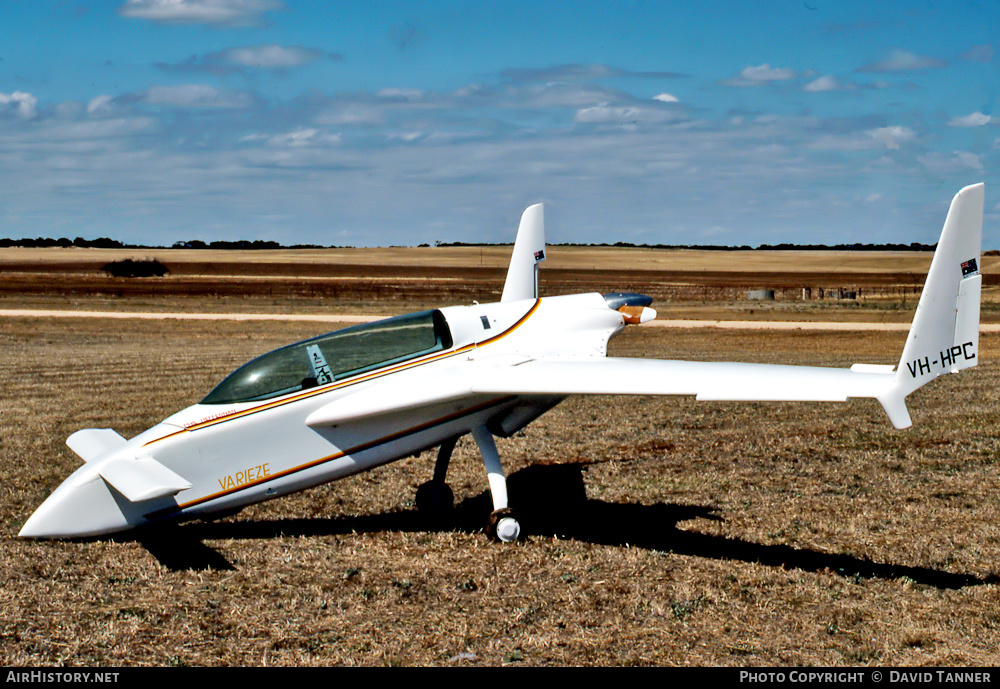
415 481 454 517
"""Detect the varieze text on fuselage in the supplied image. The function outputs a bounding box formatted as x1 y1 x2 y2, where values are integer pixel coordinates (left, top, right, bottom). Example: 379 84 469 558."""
218 463 271 491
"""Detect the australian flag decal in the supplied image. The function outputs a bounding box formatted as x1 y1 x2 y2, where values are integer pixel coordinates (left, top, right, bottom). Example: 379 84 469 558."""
961 258 979 277
534 249 546 262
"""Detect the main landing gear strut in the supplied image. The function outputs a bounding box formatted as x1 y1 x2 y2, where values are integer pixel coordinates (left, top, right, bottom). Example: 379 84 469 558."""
415 437 456 517
415 427 521 542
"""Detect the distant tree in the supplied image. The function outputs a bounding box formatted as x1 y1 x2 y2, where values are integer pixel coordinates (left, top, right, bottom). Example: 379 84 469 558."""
101 259 169 278
173 240 208 249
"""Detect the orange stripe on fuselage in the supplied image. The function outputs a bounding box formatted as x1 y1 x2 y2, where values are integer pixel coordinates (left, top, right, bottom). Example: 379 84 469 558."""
144 298 541 443
148 395 515 517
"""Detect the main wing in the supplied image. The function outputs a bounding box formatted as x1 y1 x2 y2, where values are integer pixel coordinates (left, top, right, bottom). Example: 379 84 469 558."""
470 356 906 424
470 357 896 402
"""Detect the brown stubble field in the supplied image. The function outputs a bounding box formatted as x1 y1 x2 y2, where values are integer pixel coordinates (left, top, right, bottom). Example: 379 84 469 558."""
2 310 1000 666
4 245 1000 323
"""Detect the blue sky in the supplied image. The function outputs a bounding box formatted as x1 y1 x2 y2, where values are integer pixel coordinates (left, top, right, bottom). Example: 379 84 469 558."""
1 0 998 247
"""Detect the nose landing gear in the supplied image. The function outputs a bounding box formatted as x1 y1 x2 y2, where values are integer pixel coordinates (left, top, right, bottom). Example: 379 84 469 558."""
416 427 522 542
486 507 521 542
472 425 521 542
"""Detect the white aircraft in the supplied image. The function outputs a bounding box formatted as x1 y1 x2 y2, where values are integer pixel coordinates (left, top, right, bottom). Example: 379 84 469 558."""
20 184 985 542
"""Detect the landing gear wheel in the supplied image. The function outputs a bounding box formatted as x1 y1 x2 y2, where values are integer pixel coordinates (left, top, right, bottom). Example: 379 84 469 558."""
486 508 521 542
415 481 454 517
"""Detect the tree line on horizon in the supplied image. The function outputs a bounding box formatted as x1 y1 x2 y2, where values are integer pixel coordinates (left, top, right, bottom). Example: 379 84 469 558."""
0 236 943 252
430 239 941 251
0 237 325 250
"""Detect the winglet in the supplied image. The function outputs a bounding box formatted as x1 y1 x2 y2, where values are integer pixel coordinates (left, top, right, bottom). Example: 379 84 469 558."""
501 204 545 302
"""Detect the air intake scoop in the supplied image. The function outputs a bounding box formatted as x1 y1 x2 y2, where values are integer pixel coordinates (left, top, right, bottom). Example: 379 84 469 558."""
603 293 656 324
603 292 653 310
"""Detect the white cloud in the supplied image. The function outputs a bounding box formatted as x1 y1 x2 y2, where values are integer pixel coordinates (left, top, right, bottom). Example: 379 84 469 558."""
574 104 640 123
386 131 425 143
948 112 992 127
573 103 682 125
268 127 341 147
87 95 115 116
0 91 38 119
484 81 625 110
918 150 983 174
157 44 337 74
119 0 283 26
652 93 679 103
857 49 945 73
807 124 918 152
954 151 983 170
868 126 916 150
721 64 795 87
223 45 325 68
377 88 426 101
803 75 841 92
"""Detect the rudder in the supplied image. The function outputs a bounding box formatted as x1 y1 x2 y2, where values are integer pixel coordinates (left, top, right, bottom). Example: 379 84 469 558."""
895 183 984 398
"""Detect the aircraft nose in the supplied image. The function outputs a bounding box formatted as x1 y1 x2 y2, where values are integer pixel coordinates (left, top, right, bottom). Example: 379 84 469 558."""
19 470 135 539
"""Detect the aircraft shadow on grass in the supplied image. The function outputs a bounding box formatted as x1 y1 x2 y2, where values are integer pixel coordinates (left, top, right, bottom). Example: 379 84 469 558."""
136 462 999 590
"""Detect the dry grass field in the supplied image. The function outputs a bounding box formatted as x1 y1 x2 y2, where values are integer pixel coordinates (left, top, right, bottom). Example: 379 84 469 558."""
3 309 1000 666
10 244 995 273
3 247 1000 666
4 245 1000 324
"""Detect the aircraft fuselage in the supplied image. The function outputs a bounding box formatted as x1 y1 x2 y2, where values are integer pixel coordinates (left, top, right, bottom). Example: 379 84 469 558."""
20 293 623 538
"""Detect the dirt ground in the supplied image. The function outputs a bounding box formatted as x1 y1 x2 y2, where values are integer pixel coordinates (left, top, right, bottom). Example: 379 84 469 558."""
3 248 999 666
2 308 999 667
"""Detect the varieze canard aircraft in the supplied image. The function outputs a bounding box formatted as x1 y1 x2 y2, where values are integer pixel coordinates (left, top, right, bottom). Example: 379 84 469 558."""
21 184 985 542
